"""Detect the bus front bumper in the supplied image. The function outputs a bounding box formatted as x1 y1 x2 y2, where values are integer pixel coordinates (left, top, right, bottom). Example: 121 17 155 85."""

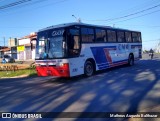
36 65 70 77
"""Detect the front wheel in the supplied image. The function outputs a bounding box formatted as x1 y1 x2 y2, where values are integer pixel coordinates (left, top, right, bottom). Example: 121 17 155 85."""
84 61 94 77
128 55 134 66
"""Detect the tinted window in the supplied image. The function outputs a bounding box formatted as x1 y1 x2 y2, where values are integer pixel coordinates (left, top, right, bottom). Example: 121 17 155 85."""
81 28 94 43
95 29 107 42
69 29 80 50
107 30 116 42
117 31 125 42
67 29 80 56
125 32 132 42
70 29 79 35
132 32 141 42
137 32 142 42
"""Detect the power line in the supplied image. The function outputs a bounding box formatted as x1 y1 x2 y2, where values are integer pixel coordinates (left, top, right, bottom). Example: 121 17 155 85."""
0 0 32 10
107 3 160 21
0 26 42 28
115 24 160 28
143 39 160 42
86 3 160 22
0 0 68 15
113 0 160 17
107 9 160 24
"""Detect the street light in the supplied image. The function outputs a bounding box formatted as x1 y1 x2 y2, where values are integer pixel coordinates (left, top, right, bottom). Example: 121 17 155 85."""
72 15 81 23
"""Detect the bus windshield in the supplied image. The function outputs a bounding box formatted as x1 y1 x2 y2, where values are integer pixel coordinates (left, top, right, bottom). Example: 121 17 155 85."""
48 36 64 58
36 29 66 59
35 32 48 59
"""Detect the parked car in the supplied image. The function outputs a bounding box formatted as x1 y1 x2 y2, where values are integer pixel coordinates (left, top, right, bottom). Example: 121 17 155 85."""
1 55 15 63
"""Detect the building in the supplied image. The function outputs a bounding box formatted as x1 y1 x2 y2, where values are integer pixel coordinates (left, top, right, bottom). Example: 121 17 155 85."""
17 33 37 60
8 38 18 47
8 38 18 59
0 46 10 58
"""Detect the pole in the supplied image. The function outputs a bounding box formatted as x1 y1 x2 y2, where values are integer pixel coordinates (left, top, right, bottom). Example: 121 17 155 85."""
10 37 11 47
72 15 81 23
72 15 77 22
3 37 5 47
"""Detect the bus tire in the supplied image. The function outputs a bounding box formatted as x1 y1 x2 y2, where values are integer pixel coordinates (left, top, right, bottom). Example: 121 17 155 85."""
84 60 94 77
128 54 134 66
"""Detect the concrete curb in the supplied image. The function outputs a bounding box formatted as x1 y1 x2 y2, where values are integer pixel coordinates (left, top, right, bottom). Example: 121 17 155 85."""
0 74 30 79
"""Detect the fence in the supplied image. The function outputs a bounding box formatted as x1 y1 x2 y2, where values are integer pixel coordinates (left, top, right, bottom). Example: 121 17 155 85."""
0 63 33 72
0 65 18 71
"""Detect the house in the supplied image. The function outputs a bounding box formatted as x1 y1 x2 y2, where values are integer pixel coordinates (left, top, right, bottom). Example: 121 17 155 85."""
8 38 18 59
0 46 10 58
17 33 37 60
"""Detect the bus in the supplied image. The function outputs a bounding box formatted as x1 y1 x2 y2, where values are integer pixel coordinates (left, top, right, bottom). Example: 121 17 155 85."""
35 22 142 77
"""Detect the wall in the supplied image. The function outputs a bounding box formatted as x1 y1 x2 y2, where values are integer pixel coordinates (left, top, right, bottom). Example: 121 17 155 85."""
19 38 30 45
8 38 18 47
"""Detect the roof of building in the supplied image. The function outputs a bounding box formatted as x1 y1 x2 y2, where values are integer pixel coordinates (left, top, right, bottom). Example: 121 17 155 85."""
0 46 8 49
0 47 11 52
18 33 37 40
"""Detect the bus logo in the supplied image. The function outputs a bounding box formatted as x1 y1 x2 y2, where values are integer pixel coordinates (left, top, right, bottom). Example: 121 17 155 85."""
118 44 129 50
52 30 64 36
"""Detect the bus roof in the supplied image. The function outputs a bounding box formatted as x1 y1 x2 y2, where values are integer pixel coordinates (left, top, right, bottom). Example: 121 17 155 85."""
39 22 140 32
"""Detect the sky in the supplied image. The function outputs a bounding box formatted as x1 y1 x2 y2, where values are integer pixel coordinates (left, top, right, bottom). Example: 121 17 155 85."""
0 0 160 50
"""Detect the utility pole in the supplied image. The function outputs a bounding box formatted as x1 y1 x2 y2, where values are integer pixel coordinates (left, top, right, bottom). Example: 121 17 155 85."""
10 37 11 47
3 37 5 47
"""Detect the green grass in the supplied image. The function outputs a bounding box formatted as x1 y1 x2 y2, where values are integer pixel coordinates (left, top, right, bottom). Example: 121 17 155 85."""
0 69 37 78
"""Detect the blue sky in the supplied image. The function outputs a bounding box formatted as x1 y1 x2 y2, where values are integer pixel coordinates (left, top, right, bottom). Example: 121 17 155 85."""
0 0 160 50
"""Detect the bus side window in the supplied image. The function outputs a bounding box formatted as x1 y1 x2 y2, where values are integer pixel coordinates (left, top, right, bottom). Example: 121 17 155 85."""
95 29 107 42
125 32 132 42
117 31 125 42
107 30 116 42
132 32 140 42
68 29 80 56
81 28 94 43
137 32 142 42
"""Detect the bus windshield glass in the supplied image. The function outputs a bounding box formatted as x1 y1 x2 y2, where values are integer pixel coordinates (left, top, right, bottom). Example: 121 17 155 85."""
36 29 66 59
48 36 64 58
35 32 48 59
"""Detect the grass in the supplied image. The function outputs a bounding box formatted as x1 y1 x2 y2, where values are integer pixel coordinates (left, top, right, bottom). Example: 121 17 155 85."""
0 69 37 78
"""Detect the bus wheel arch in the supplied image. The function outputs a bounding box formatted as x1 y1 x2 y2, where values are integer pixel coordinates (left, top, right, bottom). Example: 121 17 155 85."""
84 58 96 76
128 53 134 66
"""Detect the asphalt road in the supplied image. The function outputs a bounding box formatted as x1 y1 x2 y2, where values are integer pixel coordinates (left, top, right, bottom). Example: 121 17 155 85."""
0 54 160 121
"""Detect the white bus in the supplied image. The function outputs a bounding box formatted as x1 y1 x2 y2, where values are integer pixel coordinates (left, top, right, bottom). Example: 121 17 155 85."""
35 23 142 77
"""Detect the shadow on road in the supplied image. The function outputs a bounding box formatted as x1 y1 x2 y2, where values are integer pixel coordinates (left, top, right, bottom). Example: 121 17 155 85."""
0 56 160 121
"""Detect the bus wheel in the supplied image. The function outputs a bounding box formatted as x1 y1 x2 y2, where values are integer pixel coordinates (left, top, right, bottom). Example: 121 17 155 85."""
84 61 94 76
128 54 134 66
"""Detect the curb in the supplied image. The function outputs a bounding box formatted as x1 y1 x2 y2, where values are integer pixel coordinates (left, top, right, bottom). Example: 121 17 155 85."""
0 74 31 79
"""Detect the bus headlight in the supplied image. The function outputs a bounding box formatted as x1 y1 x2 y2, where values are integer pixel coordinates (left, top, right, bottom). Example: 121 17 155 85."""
57 63 65 67
57 63 69 67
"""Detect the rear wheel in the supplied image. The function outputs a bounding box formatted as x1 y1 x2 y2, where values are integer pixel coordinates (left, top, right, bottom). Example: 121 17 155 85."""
84 61 94 76
128 54 134 66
